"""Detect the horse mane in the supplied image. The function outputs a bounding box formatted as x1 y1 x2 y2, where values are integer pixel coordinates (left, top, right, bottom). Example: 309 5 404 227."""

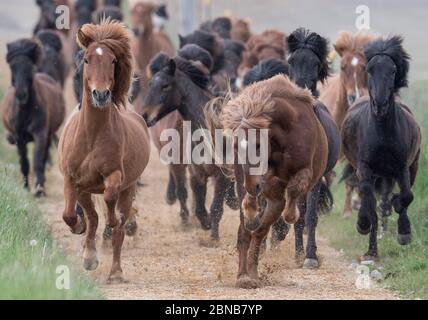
287 28 330 82
221 75 313 131
334 31 379 57
178 44 213 72
364 35 410 91
211 17 232 39
179 30 225 73
93 6 123 23
6 38 42 65
77 19 133 107
243 58 289 86
149 52 210 89
35 29 62 52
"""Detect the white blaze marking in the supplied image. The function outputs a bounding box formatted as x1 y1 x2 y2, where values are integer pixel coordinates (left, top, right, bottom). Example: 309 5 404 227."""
351 56 359 66
96 47 103 56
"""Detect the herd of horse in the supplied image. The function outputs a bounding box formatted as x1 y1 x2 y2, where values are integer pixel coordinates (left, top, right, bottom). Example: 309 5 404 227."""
1 0 421 288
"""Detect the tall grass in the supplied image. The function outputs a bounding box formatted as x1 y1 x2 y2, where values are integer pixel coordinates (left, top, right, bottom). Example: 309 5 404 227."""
319 80 428 299
0 89 103 299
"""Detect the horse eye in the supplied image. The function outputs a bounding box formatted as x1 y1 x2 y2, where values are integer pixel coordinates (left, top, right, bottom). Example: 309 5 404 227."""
162 84 171 91
112 58 118 64
84 58 88 64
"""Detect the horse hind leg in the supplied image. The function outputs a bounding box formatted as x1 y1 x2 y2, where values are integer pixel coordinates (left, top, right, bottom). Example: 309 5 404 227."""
77 193 99 271
33 133 48 197
108 185 136 283
171 164 189 226
225 178 240 210
17 139 30 189
377 178 394 236
165 170 177 205
294 200 306 264
209 174 227 241
189 172 210 230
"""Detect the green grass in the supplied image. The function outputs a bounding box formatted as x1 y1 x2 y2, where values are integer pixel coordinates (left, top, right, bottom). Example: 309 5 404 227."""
319 80 428 299
0 89 103 300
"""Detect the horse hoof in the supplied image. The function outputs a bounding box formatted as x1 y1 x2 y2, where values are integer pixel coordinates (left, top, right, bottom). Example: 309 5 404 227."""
34 185 46 198
198 216 211 230
103 226 113 240
83 257 99 271
107 272 125 284
235 276 260 289
342 210 352 218
165 194 177 205
397 233 412 245
125 221 138 237
71 214 86 235
356 217 371 235
303 258 319 269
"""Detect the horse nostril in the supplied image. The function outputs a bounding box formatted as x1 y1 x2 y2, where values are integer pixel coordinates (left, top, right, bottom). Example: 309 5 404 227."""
255 183 262 195
92 90 99 100
142 113 148 121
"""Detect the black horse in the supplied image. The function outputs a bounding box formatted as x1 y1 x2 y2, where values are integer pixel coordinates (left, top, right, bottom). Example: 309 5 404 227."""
286 28 341 267
34 0 57 35
35 29 66 87
142 47 235 242
342 36 421 259
243 58 289 86
3 39 65 196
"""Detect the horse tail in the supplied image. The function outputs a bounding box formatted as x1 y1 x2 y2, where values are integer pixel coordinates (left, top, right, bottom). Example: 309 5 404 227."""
318 177 334 214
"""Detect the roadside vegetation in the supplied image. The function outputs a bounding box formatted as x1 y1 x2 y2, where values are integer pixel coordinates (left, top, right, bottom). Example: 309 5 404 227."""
0 89 103 299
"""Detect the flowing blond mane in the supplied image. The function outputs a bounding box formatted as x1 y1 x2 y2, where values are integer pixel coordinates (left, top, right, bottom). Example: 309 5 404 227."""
334 31 380 56
221 75 314 131
77 19 133 108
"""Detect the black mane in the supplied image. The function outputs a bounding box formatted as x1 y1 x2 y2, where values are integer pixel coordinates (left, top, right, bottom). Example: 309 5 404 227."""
178 44 213 71
93 5 123 23
35 29 62 52
211 17 232 39
243 58 289 86
6 38 42 65
149 52 209 89
287 28 330 82
364 36 410 91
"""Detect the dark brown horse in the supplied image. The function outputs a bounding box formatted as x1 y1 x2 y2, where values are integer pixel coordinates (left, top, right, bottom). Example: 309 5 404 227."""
206 75 330 288
59 20 150 282
319 31 379 218
2 39 65 196
143 48 236 242
342 36 421 259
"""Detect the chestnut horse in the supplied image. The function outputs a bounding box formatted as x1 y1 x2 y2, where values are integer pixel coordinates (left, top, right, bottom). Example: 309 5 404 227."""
319 31 379 218
206 75 329 288
342 36 421 259
59 20 150 282
2 39 65 196
238 30 287 82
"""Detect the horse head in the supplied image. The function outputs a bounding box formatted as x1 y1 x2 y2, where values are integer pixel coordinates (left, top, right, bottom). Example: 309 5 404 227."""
364 36 409 118
6 39 42 105
287 28 330 95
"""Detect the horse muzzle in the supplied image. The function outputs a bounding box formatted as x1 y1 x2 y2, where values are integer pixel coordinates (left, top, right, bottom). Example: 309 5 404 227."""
91 89 111 108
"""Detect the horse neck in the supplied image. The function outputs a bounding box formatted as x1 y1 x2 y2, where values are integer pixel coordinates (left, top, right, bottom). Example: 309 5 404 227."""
336 76 350 125
176 71 210 129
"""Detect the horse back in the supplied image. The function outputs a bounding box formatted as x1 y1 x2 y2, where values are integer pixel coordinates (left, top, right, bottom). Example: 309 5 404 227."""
33 73 65 135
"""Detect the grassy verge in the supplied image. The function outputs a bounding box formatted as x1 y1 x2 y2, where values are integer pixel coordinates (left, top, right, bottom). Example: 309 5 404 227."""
0 89 103 299
319 80 428 299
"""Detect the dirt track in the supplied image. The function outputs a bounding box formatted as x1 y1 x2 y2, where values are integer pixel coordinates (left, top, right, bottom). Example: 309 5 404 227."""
2 0 401 300
31 76 397 299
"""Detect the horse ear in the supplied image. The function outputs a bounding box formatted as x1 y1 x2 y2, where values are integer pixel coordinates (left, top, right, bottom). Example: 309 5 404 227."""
178 34 185 48
77 28 92 49
166 58 176 75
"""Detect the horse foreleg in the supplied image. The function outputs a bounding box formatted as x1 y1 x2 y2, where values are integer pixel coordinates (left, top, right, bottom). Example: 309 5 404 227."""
209 174 227 241
246 197 285 288
303 181 322 269
165 169 177 205
103 170 122 228
77 192 99 271
171 164 189 225
236 209 253 288
108 185 136 283
357 164 378 259
189 170 210 230
63 176 86 234
16 139 30 189
294 200 306 263
283 169 311 223
392 167 414 245
33 132 48 197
